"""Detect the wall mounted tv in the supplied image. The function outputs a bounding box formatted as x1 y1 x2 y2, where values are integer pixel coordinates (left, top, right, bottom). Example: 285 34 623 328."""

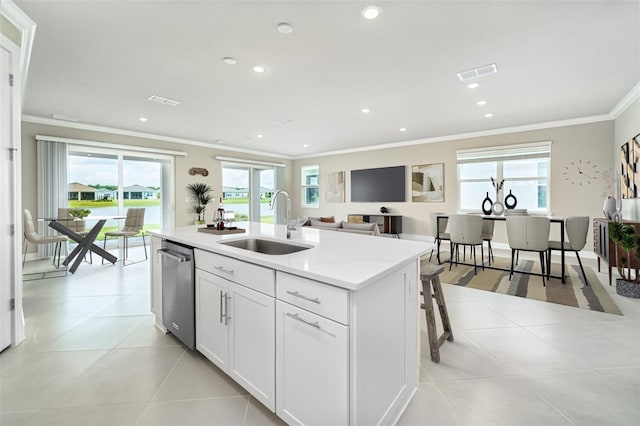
350 166 406 202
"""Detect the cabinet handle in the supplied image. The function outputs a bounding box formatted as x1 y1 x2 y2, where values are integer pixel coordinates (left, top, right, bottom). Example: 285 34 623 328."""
219 290 224 324
286 312 321 329
285 290 320 304
224 293 231 326
214 266 234 275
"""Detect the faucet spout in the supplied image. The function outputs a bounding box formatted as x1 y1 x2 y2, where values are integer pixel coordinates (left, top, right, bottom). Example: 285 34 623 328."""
269 189 294 238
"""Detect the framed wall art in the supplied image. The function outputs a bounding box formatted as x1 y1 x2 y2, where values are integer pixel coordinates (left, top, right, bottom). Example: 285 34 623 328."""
325 171 345 203
621 134 640 199
412 163 444 202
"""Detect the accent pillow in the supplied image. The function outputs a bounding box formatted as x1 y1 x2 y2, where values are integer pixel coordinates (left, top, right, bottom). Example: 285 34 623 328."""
310 219 342 229
320 216 335 223
342 221 380 235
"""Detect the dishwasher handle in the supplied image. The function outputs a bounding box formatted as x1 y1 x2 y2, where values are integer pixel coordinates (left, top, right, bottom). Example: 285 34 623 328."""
157 248 191 263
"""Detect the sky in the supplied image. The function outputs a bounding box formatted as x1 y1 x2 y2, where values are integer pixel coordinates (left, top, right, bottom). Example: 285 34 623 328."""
69 155 161 187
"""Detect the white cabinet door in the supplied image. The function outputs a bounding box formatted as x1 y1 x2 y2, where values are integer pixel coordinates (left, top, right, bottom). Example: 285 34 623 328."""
276 301 349 426
149 236 163 328
195 269 229 370
228 283 275 411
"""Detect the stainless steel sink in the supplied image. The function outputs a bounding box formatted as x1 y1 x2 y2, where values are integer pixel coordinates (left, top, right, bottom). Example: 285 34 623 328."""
217 238 312 255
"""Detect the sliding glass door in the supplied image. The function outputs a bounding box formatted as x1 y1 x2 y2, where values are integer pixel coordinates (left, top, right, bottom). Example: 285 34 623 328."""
222 163 278 223
67 145 173 248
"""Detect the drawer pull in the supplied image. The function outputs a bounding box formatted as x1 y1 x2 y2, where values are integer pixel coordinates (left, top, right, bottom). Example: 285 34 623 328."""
214 266 234 275
286 312 321 329
286 290 320 304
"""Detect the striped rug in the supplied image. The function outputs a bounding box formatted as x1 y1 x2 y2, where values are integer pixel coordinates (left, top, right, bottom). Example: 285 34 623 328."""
425 253 622 315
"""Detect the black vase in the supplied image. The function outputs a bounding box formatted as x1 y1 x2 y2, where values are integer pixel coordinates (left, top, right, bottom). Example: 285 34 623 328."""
504 190 518 209
481 192 493 215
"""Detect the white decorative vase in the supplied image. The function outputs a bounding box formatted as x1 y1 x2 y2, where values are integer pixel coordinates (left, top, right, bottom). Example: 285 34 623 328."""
603 196 616 219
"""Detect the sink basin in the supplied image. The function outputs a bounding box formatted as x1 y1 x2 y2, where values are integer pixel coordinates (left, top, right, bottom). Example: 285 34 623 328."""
217 238 312 255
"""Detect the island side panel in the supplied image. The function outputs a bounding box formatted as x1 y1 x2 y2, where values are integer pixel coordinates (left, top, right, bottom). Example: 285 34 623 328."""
350 259 419 425
150 235 165 331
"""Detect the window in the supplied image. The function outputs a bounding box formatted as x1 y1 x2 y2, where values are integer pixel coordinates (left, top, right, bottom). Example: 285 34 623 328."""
301 165 319 208
457 142 551 213
222 163 279 223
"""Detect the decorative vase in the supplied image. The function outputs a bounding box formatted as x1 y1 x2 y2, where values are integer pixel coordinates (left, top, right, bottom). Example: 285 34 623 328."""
481 192 493 215
492 201 504 216
616 278 640 298
603 196 616 219
504 190 517 209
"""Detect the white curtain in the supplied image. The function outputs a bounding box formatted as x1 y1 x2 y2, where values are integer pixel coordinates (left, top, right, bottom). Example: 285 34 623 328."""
36 138 67 258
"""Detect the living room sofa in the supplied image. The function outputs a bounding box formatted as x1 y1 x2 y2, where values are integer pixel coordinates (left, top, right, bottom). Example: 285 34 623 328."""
302 217 381 236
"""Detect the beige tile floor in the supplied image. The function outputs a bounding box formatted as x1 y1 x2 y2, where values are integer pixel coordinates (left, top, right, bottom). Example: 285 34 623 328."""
2 247 639 426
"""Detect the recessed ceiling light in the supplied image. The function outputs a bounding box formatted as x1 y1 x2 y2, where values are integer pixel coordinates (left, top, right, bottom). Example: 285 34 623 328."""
467 83 480 89
400 127 407 132
303 144 309 148
256 134 264 138
139 117 148 122
277 23 293 34
484 113 493 118
223 57 237 65
253 65 266 73
361 108 371 114
477 100 487 106
362 5 381 20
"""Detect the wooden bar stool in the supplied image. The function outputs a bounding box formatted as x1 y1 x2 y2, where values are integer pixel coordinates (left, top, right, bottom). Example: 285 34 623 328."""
420 261 454 363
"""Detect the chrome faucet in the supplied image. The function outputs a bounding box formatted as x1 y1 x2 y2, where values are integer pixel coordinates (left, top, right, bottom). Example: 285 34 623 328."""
270 189 294 239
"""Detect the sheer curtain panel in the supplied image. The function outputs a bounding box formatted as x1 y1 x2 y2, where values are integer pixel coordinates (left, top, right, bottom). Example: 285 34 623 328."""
36 138 67 258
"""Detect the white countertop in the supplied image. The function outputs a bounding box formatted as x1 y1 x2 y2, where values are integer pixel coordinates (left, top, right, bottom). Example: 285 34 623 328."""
150 222 432 290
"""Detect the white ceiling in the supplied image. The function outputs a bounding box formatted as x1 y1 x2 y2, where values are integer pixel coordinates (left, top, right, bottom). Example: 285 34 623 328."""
15 0 640 158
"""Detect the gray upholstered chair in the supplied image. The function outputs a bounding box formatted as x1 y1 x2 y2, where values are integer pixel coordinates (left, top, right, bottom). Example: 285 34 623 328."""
481 219 495 265
506 216 550 286
448 214 484 274
23 209 68 267
102 208 147 264
429 212 450 263
547 216 589 285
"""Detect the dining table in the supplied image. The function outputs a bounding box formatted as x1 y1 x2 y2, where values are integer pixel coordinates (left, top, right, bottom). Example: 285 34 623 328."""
436 215 566 283
43 215 126 274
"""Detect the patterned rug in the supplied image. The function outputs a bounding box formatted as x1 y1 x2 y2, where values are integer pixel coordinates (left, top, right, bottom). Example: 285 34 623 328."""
424 252 622 315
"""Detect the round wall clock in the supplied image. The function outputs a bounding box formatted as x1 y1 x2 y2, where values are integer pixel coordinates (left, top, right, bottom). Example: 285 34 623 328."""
563 160 599 186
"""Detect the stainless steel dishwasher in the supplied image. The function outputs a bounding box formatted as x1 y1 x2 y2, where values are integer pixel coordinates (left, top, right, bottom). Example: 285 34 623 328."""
158 240 195 350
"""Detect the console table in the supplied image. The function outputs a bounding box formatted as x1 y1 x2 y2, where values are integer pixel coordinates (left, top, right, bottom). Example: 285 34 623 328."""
593 218 640 285
347 214 402 237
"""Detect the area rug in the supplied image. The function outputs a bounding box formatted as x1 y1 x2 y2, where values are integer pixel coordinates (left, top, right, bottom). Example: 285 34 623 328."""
424 253 622 315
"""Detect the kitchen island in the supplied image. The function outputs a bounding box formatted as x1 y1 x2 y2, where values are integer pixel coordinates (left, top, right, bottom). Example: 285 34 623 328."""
149 223 431 426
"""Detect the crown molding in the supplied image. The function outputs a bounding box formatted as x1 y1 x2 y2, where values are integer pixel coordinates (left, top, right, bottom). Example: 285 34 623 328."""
0 0 36 102
21 115 292 160
609 81 640 119
293 114 612 159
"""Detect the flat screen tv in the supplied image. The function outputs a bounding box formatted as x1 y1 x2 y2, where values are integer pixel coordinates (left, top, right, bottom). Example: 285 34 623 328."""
350 166 406 202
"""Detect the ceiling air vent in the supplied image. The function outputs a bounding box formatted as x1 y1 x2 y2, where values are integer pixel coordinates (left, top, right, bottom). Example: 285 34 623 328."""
148 95 181 106
457 63 498 81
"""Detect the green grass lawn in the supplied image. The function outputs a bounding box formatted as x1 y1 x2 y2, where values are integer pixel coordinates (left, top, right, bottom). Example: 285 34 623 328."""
69 200 160 208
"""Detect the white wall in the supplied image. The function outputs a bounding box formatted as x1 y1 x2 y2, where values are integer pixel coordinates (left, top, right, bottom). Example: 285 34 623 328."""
292 120 615 250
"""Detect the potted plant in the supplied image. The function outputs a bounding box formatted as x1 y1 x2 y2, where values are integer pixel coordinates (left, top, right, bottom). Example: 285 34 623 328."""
608 221 640 298
186 183 213 224
69 208 91 219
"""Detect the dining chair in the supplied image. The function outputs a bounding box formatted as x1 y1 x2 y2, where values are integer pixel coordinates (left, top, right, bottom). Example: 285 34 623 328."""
23 209 68 268
506 216 550 286
429 212 450 263
102 208 147 265
547 216 589 285
481 219 495 265
448 214 484 275
57 208 92 263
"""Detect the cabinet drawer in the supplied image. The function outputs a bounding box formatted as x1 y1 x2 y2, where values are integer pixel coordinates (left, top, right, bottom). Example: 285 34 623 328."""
195 249 275 297
276 272 349 325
